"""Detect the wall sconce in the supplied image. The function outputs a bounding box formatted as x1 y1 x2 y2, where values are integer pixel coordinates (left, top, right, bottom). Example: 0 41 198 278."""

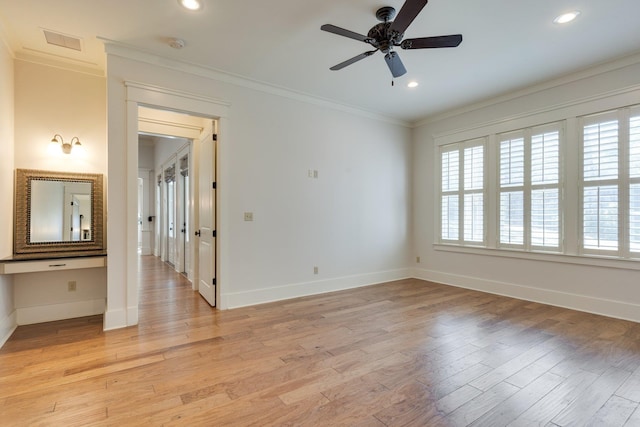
50 134 82 154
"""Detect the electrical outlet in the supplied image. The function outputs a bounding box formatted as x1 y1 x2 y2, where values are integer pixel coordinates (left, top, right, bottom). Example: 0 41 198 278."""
244 212 253 221
68 281 77 292
313 266 318 275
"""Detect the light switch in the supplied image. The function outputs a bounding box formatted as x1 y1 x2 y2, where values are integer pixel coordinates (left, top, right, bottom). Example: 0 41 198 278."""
244 212 253 221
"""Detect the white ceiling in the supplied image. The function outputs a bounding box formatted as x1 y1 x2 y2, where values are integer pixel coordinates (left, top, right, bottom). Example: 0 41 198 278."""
2 0 640 123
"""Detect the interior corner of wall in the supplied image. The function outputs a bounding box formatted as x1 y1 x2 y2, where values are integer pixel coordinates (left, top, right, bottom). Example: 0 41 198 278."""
0 309 17 349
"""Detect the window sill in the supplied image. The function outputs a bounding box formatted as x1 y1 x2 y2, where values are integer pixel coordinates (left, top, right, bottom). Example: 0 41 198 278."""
433 244 640 271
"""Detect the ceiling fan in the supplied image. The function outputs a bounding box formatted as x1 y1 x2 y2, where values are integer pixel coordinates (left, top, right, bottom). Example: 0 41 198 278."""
321 0 462 78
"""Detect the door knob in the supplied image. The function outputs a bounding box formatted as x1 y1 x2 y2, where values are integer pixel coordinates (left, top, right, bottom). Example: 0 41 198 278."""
195 230 201 237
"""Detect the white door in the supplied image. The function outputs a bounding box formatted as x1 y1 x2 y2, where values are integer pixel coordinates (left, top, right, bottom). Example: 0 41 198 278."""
70 196 80 241
198 121 216 306
137 177 143 252
167 178 176 265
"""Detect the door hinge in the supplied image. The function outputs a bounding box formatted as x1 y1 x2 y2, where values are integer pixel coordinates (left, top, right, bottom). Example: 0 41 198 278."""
212 134 218 141
213 230 217 238
212 181 216 189
212 278 216 286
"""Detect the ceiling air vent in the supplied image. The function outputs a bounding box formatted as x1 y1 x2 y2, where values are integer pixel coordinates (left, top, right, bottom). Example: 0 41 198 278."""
42 29 82 51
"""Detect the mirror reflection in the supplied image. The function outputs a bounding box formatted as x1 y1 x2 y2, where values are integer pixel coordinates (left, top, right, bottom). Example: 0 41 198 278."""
30 180 92 243
15 169 104 256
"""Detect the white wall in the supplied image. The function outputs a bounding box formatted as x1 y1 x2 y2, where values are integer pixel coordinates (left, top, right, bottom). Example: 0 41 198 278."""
0 28 16 347
12 60 107 324
413 55 640 322
105 50 412 329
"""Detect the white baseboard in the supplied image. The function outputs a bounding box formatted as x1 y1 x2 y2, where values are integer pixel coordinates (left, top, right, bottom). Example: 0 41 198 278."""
0 309 17 349
413 268 640 323
104 307 127 331
17 299 106 326
224 268 412 309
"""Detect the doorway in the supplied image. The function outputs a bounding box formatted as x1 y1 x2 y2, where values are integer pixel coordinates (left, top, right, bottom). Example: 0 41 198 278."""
105 83 229 331
136 106 218 307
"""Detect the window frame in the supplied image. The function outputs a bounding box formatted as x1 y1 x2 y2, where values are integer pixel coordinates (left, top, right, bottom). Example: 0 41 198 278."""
438 138 487 247
496 123 564 252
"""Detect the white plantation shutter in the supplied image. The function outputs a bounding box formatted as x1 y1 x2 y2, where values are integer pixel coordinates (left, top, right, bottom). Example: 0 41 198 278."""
630 115 640 252
531 130 560 248
582 115 619 252
584 120 618 181
441 150 459 192
439 141 485 245
532 132 560 185
464 145 484 243
500 138 524 187
583 186 618 250
441 195 459 241
499 137 524 246
498 127 561 249
500 191 523 244
441 150 459 241
531 188 559 247
464 145 484 190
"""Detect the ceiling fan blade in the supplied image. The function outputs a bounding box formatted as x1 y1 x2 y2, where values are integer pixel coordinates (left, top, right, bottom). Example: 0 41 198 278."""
401 34 463 49
389 0 429 35
321 24 371 43
384 51 407 78
330 50 377 71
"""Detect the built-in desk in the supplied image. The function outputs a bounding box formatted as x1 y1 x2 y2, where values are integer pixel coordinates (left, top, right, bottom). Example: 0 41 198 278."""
0 253 107 274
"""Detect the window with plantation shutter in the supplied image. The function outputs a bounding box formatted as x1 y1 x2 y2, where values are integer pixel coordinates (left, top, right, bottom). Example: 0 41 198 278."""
498 126 561 249
439 140 485 245
630 114 640 253
464 145 484 242
499 136 524 246
436 103 640 262
531 130 560 248
441 150 459 241
581 115 619 252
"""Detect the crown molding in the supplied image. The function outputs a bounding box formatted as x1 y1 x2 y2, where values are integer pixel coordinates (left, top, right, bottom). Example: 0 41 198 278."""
101 38 410 128
14 50 104 77
414 49 640 129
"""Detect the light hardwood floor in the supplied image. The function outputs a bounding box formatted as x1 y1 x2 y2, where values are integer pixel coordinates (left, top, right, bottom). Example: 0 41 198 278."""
2 256 640 426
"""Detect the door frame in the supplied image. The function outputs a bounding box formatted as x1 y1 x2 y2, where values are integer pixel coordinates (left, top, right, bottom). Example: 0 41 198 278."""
107 82 230 330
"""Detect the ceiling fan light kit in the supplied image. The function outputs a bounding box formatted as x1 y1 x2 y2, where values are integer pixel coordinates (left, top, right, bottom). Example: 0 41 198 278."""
321 0 463 78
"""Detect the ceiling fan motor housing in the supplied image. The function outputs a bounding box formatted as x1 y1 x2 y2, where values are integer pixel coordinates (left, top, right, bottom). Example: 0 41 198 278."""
367 22 403 53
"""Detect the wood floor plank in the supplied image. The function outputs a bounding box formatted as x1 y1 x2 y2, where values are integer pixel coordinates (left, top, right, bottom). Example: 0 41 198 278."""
552 366 632 426
1 255 640 426
586 395 638 427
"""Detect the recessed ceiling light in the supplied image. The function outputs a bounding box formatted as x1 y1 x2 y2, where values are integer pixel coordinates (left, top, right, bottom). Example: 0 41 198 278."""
178 0 203 11
553 11 580 24
407 81 419 88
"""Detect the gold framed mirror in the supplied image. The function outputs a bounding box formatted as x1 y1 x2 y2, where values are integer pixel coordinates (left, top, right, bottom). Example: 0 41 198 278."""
14 169 105 256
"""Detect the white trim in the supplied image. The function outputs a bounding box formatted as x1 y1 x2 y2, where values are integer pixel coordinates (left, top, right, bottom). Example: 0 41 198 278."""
413 267 640 323
417 50 640 128
223 269 412 309
103 40 409 128
106 82 231 331
16 299 105 325
434 243 640 270
432 83 640 146
0 309 17 349
103 307 127 331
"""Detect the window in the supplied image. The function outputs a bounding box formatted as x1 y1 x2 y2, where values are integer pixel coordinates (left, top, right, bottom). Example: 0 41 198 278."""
440 140 485 245
581 114 618 253
437 103 640 262
579 108 640 257
498 126 561 250
630 114 640 252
